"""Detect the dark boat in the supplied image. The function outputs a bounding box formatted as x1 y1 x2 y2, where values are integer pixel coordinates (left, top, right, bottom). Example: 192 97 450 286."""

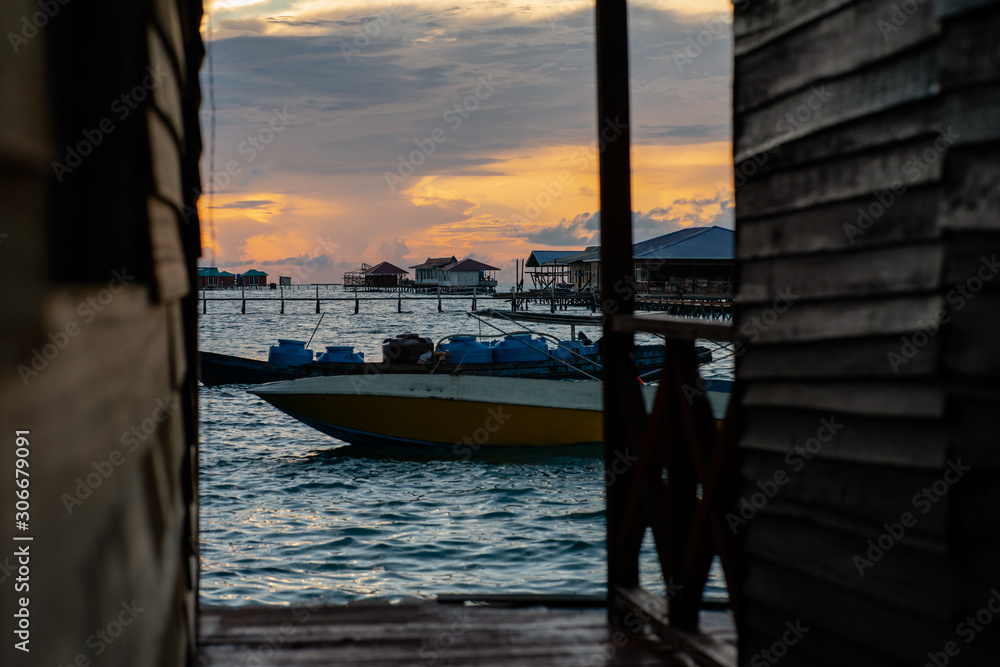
199 342 711 386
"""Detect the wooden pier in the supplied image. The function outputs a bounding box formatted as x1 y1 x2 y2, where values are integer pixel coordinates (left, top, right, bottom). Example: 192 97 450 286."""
494 289 599 312
199 286 490 314
198 599 736 666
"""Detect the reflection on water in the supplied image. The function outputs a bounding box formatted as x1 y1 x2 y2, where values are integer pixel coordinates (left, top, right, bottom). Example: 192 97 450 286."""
198 290 732 606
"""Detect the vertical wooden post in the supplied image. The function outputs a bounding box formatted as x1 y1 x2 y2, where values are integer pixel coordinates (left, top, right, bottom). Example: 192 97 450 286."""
550 284 556 313
437 287 442 313
398 292 402 313
280 285 284 314
202 287 206 314
596 0 641 622
241 287 246 314
354 291 359 314
316 285 320 313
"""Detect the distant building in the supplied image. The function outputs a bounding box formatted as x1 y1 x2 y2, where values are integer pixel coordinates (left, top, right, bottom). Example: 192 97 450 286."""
563 226 734 293
197 267 235 288
440 258 499 288
343 261 409 289
240 269 268 287
409 256 458 286
556 246 601 290
525 250 579 288
279 276 292 286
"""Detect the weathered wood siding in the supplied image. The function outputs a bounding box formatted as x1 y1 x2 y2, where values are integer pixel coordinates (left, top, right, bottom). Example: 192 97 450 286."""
0 1 203 666
733 0 1000 664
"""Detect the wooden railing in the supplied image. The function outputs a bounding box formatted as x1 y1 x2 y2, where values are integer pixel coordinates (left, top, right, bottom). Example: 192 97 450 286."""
607 314 738 666
595 1 738 663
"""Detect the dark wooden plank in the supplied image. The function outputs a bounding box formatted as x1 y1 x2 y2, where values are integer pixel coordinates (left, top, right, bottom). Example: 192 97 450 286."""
741 557 958 665
735 0 938 114
738 604 900 667
945 292 1000 375
741 380 943 417
735 48 939 161
737 454 958 538
737 95 940 179
197 604 730 666
941 4 1000 87
739 243 943 302
941 145 1000 230
613 587 737 667
734 295 944 340
737 336 943 379
733 0 855 52
736 134 945 220
741 513 957 617
739 408 946 467
737 185 943 259
950 398 1000 469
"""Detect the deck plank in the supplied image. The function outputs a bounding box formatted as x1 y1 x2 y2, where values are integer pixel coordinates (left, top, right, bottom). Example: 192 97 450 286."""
198 602 735 666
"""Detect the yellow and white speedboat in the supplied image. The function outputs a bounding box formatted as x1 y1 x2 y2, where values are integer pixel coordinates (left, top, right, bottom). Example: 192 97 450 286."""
250 375 732 450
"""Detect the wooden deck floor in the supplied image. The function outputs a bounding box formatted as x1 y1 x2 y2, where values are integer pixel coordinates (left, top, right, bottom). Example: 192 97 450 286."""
198 601 735 666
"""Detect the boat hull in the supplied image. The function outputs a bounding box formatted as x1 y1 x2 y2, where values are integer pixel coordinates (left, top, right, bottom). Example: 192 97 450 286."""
251 375 606 449
251 375 732 450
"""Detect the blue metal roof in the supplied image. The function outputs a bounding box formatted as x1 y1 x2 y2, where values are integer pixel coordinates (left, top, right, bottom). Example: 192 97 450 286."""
633 226 734 260
558 226 733 263
526 250 580 267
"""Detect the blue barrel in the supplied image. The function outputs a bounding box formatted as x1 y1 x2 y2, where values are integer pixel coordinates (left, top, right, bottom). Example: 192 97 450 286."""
267 339 314 367
491 334 548 363
439 335 493 364
316 345 365 363
553 340 584 361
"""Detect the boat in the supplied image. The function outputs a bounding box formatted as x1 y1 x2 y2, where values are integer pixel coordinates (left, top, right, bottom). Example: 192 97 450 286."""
199 336 711 386
249 375 732 450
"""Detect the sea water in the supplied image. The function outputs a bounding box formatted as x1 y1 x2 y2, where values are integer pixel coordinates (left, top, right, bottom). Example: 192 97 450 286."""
198 286 733 606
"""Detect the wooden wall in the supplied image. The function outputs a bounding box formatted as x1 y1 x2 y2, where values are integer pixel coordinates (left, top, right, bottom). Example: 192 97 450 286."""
733 0 1000 664
0 1 203 665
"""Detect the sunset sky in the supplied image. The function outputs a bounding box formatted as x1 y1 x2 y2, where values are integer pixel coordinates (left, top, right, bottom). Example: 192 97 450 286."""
198 0 734 283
